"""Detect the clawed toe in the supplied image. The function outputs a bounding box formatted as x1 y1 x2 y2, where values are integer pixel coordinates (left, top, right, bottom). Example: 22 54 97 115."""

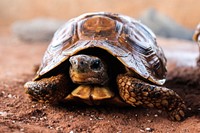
168 104 186 121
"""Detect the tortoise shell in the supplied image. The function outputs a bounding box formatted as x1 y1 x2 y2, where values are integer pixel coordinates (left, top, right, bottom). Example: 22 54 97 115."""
35 12 167 85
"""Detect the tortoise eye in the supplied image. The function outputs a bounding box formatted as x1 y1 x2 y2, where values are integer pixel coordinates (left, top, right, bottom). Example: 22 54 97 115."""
90 59 101 70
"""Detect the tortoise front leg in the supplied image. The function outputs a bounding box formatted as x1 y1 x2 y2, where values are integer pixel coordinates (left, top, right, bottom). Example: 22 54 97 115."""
24 74 71 103
117 74 186 121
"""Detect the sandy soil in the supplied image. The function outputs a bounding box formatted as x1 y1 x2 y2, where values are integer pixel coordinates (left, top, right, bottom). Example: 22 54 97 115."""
0 32 200 132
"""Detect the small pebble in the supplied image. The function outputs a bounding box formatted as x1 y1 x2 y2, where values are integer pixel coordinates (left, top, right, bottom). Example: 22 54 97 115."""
56 127 63 131
31 116 36 119
20 128 24 132
47 126 53 129
147 119 153 123
117 130 122 133
154 114 158 117
140 129 145 132
98 117 103 120
40 116 47 121
113 115 119 118
145 127 154 132
8 94 13 98
158 110 162 113
0 111 8 117
188 108 192 111
69 130 74 133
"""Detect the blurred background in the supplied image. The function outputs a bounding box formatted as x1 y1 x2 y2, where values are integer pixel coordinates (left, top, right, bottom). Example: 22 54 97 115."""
0 0 199 28
0 0 199 41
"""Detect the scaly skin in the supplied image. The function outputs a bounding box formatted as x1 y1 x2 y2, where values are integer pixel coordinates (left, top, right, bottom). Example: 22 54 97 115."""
24 74 71 103
117 74 186 121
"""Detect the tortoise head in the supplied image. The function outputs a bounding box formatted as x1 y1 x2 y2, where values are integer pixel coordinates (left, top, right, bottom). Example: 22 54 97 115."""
69 54 109 85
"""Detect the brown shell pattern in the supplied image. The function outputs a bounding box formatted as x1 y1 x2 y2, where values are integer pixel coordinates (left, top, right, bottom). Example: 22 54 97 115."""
35 12 167 85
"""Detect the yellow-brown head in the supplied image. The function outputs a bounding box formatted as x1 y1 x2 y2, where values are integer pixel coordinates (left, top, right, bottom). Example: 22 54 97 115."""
69 54 109 85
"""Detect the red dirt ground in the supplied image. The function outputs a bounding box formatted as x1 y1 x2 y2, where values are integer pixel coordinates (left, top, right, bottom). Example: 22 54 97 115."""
0 31 200 132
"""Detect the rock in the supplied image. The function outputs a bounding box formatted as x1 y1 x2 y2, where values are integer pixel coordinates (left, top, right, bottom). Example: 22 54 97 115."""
145 127 154 132
0 111 8 117
11 18 65 42
139 8 194 40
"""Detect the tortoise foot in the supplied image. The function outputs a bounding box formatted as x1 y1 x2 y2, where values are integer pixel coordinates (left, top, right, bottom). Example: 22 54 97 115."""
24 74 70 103
117 74 186 121
168 103 186 121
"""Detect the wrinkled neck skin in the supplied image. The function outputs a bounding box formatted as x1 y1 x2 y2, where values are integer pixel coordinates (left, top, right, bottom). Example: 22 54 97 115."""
69 54 109 86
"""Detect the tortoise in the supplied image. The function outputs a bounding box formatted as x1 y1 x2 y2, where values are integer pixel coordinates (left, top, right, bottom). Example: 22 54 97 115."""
193 23 200 66
24 12 186 121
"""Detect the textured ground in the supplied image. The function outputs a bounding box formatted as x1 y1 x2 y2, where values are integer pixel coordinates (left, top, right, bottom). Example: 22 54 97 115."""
0 30 200 133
